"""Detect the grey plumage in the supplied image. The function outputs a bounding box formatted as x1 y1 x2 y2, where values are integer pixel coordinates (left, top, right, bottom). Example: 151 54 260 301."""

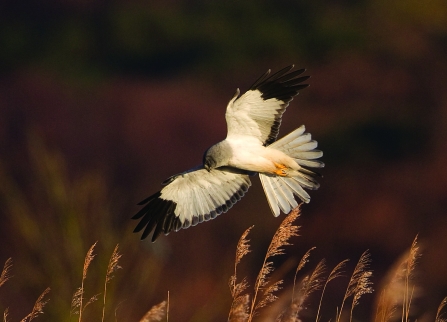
203 140 233 171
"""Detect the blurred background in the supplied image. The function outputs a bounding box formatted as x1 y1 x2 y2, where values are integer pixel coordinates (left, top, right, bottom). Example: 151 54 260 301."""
1 0 447 321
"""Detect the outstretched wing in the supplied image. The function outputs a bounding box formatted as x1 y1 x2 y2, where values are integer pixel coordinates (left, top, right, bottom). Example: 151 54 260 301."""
226 65 310 146
132 167 252 241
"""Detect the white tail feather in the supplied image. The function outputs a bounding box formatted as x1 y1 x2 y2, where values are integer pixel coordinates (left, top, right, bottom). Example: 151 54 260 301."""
260 175 280 216
260 126 323 216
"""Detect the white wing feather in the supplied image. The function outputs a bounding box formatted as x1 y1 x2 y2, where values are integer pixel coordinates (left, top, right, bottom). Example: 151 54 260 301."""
225 66 309 146
160 168 251 225
226 90 284 143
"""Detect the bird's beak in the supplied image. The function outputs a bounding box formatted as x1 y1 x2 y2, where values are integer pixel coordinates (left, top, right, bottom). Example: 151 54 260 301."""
204 164 210 172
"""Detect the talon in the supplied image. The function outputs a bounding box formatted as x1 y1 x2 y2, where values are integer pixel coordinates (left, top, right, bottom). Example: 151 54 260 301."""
273 162 288 176
274 169 287 176
273 162 287 169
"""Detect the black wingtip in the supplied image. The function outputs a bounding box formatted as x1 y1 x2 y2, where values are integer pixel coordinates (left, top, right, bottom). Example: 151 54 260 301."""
249 69 271 90
137 191 161 206
132 193 178 241
252 65 310 102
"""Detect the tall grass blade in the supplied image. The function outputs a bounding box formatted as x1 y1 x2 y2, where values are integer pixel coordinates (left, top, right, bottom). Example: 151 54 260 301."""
229 225 254 322
3 308 9 322
275 259 326 322
71 242 97 321
402 236 419 322
436 297 447 322
291 247 316 304
102 244 122 322
248 206 301 321
0 258 12 288
336 250 373 322
316 259 349 322
140 301 167 322
20 287 50 322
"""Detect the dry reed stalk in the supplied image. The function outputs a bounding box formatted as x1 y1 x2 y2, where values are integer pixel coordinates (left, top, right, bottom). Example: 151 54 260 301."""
229 226 254 322
113 300 126 322
140 300 167 322
375 236 420 322
373 237 420 322
336 250 373 322
3 308 9 322
257 280 284 314
167 291 170 322
281 259 326 322
350 270 373 322
315 259 349 322
71 242 97 321
230 294 251 322
291 247 316 304
402 236 419 322
0 258 12 288
20 287 50 322
274 247 315 322
375 289 394 322
247 207 301 322
102 244 122 322
83 293 100 312
0 260 11 322
436 297 447 322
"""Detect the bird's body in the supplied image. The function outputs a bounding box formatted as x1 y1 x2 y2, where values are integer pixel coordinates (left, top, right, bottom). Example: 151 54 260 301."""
133 65 324 241
225 138 299 175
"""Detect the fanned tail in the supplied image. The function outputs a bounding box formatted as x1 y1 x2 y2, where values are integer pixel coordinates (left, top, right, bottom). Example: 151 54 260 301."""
260 125 324 217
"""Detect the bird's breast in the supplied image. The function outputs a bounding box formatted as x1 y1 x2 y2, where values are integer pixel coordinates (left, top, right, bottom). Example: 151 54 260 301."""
226 141 275 173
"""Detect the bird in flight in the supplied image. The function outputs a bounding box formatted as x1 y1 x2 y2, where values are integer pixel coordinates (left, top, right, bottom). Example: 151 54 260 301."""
133 65 324 241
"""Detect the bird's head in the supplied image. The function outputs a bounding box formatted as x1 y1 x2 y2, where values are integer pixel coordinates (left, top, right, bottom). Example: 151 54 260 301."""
203 141 232 172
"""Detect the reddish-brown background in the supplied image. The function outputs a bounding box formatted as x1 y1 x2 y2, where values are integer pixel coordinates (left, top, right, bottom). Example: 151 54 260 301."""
1 1 446 321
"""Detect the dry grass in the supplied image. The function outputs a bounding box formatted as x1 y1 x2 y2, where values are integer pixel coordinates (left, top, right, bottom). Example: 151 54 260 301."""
139 301 168 322
0 259 50 322
70 243 169 322
226 206 372 322
335 250 374 322
316 259 349 322
0 259 12 289
374 236 421 322
279 258 326 322
0 244 169 321
436 297 447 322
20 288 51 322
71 242 99 321
294 259 326 317
223 206 447 322
229 226 254 322
248 206 301 321
0 206 446 321
102 245 122 322
3 308 9 322
227 207 301 322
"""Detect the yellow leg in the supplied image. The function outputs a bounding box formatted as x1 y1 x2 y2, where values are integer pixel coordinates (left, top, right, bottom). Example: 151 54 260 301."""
273 162 287 169
273 162 287 176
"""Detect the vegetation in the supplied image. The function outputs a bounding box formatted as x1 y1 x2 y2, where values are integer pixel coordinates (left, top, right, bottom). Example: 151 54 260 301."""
0 206 445 321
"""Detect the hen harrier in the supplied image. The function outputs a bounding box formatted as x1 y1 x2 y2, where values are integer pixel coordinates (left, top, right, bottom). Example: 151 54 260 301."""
133 65 324 241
